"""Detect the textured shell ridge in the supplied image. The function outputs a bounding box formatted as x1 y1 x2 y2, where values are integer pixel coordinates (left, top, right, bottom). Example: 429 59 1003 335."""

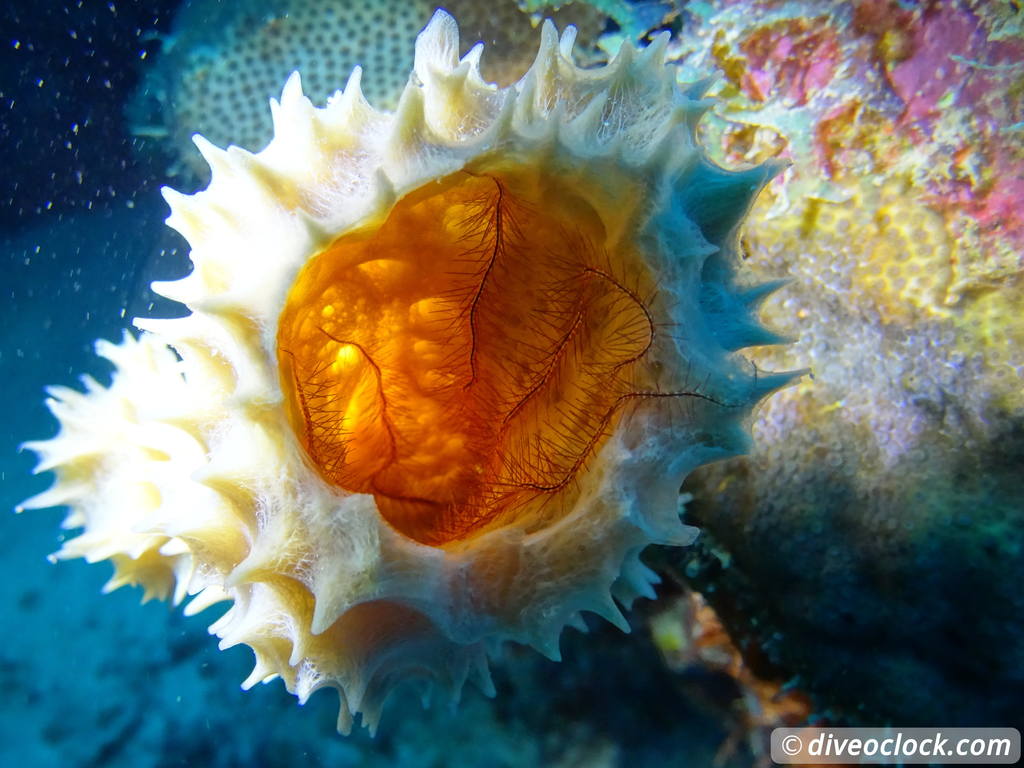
21 9 794 734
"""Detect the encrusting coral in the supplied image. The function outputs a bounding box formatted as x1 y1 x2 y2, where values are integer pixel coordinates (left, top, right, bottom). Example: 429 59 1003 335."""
22 10 792 732
657 0 1024 725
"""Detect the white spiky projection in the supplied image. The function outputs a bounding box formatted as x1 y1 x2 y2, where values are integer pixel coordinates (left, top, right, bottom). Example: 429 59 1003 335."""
21 10 793 733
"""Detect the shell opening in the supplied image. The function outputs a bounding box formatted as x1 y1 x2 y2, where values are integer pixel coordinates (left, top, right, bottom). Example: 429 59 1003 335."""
278 166 674 546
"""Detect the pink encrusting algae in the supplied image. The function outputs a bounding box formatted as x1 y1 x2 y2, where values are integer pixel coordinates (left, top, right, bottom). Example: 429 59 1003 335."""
661 0 1024 726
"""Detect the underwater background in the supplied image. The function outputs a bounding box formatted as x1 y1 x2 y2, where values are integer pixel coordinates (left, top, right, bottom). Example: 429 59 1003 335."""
1 1 1021 766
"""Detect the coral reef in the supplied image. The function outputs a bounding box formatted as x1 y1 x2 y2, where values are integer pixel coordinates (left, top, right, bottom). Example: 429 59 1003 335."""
681 426 1024 726
661 0 1024 725
23 10 789 732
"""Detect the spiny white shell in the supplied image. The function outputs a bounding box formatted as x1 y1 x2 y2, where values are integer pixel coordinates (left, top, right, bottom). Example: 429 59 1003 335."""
22 10 791 733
